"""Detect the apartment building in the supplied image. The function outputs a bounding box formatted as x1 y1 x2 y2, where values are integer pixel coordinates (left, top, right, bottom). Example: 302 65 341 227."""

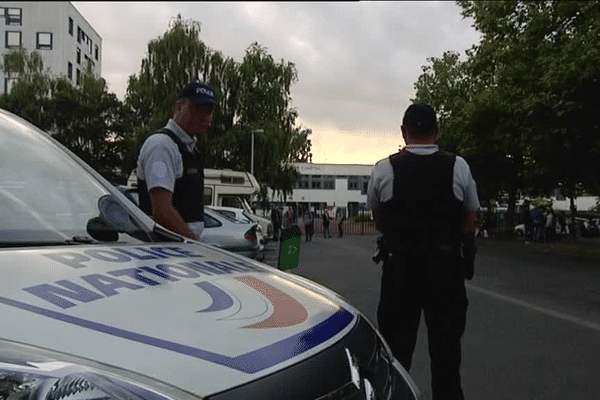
0 2 101 94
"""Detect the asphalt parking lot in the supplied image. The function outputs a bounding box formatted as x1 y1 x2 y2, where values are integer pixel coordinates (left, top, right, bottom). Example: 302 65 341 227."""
261 233 600 400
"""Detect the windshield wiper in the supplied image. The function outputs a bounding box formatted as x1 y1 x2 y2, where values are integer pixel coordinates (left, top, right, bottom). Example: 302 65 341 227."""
66 235 97 244
0 237 98 248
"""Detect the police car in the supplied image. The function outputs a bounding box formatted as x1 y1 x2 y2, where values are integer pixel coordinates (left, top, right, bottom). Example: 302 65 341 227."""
0 108 419 399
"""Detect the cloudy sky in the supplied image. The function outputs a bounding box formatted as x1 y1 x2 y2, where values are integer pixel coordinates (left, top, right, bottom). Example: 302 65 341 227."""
71 1 481 165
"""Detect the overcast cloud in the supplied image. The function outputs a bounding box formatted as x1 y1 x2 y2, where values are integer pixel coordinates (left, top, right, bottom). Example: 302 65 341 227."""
71 1 481 165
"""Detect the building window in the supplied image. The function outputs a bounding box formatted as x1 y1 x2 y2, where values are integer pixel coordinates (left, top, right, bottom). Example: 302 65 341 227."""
76 48 81 64
296 176 310 189
76 68 80 85
348 176 358 190
69 17 73 35
5 31 21 48
323 177 335 190
4 7 22 26
67 62 73 80
36 32 52 50
77 26 82 43
95 45 99 60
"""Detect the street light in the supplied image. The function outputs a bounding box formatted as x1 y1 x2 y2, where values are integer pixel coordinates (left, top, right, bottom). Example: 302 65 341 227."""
250 129 264 176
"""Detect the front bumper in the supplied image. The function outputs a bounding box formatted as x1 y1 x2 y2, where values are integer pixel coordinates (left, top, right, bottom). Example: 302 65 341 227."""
207 315 419 400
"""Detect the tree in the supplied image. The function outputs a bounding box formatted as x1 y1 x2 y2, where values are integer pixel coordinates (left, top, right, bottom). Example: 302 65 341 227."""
413 1 600 235
126 16 312 198
0 48 54 130
1 48 134 183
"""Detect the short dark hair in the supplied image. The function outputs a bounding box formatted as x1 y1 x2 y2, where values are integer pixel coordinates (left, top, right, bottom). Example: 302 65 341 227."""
402 104 437 137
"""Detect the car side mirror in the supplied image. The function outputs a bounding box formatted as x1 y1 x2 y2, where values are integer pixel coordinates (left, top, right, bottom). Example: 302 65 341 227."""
86 195 141 242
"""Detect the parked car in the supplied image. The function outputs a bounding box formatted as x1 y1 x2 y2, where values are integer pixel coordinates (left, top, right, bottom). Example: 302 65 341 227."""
115 187 262 260
208 205 268 244
239 203 274 241
514 223 526 237
0 108 419 399
207 205 266 260
202 207 261 260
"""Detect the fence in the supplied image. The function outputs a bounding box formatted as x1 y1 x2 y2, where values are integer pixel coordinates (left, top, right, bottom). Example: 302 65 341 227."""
255 203 378 236
296 217 378 236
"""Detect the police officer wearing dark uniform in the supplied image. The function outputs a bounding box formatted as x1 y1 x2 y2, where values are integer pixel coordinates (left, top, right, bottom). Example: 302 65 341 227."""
137 81 216 241
367 104 479 400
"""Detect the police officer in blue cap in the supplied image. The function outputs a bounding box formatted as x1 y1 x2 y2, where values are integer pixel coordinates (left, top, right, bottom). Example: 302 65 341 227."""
367 104 480 400
137 81 216 240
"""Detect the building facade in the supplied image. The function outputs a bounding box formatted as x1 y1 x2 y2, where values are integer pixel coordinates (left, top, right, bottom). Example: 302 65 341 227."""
268 162 375 218
0 2 101 94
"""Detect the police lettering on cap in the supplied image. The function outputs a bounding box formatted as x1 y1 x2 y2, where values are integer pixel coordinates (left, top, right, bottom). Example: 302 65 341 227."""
179 81 216 106
402 104 437 135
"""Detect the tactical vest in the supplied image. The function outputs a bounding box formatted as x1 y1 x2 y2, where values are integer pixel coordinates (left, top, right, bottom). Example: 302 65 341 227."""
379 149 464 252
137 129 204 223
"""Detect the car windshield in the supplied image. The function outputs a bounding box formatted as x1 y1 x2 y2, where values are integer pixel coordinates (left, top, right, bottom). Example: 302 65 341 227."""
0 110 165 247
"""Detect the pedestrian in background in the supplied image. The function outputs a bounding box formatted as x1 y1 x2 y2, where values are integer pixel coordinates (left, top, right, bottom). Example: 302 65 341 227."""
545 209 555 241
283 204 295 230
137 81 216 241
532 207 544 242
367 103 479 400
558 211 567 235
337 212 346 238
322 211 331 238
522 200 533 240
303 209 314 242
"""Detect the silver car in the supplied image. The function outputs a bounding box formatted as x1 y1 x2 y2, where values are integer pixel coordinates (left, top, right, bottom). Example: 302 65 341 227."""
115 187 261 260
202 208 261 259
208 206 267 243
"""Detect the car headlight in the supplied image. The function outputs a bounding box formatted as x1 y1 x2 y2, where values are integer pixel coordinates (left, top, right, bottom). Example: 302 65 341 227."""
0 340 199 400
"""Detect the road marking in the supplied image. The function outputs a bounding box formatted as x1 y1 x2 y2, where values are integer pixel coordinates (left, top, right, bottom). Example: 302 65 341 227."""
466 283 600 332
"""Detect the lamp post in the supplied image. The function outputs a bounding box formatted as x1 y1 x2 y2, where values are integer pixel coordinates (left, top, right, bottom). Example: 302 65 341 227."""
250 129 264 176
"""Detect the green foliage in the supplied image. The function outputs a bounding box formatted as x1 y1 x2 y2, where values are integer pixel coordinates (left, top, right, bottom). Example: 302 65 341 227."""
354 214 370 223
1 48 134 183
531 197 553 212
0 48 54 130
413 1 600 230
126 15 312 198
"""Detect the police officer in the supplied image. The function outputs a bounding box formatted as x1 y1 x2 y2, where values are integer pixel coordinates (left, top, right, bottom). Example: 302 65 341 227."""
367 104 479 400
137 81 216 241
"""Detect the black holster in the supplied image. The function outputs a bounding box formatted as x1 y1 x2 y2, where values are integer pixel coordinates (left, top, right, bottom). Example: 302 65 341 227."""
459 232 476 280
372 235 391 264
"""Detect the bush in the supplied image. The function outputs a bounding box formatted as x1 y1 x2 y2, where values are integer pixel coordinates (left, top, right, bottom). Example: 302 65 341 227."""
531 197 553 212
354 214 370 223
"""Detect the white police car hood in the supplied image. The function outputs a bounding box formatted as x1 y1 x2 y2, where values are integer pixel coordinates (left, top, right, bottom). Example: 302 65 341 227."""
0 242 358 398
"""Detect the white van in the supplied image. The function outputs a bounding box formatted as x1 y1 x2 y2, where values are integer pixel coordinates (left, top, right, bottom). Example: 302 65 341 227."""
203 168 259 208
128 168 259 208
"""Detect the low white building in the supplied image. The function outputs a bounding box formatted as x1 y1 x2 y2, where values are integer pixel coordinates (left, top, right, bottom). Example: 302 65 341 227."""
0 2 101 93
267 162 375 217
264 163 599 218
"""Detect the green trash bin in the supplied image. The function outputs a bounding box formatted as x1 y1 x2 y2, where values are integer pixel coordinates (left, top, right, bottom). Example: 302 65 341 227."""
278 225 302 271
